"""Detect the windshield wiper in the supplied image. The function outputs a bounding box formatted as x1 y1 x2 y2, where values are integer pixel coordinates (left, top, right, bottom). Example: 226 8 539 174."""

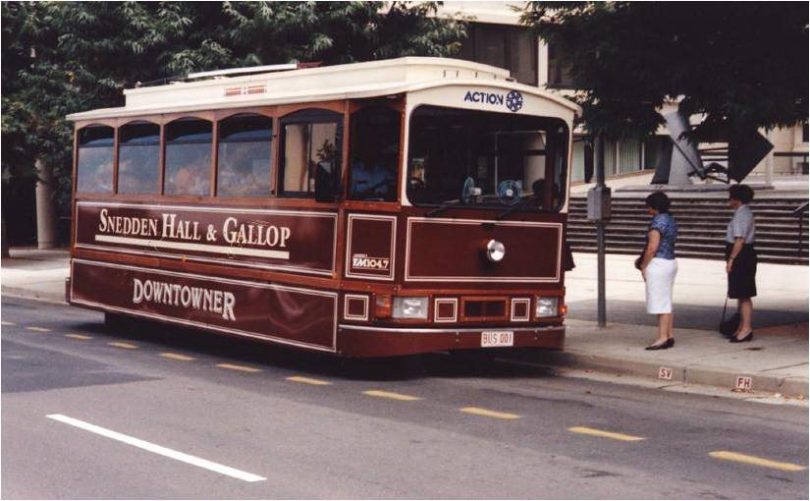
425 199 463 217
496 197 537 221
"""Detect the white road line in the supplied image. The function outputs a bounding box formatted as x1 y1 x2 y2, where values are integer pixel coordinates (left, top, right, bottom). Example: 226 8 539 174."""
46 414 266 482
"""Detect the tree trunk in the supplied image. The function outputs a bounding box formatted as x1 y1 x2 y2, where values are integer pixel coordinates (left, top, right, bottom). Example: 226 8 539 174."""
35 158 58 249
1 215 9 258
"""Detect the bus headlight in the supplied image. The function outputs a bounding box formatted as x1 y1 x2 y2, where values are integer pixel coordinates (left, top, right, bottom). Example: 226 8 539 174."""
535 297 559 318
392 296 429 319
486 239 506 263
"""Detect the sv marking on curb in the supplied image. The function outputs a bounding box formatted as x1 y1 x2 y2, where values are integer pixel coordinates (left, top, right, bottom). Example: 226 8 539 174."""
568 426 645 442
709 451 807 472
46 414 266 482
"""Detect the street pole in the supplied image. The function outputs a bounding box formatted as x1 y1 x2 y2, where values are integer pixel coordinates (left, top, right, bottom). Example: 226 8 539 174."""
595 134 607 327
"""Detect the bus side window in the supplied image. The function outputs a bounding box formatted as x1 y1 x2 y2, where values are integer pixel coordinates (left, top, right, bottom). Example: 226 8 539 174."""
217 114 272 197
164 118 212 196
349 106 400 202
76 125 114 193
118 121 160 194
279 109 342 198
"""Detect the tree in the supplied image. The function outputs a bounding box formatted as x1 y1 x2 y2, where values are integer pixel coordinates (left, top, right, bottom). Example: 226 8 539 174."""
1 1 466 248
521 2 808 140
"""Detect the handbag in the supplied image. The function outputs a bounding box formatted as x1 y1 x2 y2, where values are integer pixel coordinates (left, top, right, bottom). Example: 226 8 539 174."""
718 297 740 337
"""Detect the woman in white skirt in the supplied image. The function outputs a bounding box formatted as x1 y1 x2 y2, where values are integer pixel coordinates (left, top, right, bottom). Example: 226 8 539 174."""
639 192 678 350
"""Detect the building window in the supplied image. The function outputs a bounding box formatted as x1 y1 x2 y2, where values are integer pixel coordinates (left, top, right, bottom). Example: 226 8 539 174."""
118 121 160 194
217 114 272 197
618 137 642 174
547 41 576 89
164 118 212 196
456 23 538 86
76 125 114 193
279 109 342 197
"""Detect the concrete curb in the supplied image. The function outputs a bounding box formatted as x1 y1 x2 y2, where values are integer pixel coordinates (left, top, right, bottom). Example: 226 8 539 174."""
1 286 67 305
530 350 809 397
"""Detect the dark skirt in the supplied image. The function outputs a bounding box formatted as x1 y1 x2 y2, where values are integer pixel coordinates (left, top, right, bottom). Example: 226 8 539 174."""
725 243 757 299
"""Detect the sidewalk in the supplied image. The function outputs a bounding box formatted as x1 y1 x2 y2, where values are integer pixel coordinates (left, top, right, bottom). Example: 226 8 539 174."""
1 247 807 397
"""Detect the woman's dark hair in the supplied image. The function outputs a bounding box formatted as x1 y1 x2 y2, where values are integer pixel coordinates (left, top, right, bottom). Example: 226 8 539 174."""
729 184 754 204
645 191 670 213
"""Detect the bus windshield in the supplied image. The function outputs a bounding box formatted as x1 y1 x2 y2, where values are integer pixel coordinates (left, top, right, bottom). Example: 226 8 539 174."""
407 105 569 211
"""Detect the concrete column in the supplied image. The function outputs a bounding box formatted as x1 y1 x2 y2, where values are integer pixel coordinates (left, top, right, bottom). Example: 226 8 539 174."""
35 158 58 249
764 129 774 186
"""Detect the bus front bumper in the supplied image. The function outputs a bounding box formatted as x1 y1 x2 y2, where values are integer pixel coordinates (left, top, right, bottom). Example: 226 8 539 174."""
336 324 564 358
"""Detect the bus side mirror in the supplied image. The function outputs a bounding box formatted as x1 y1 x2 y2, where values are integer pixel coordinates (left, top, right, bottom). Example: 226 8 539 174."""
315 161 340 202
584 141 594 184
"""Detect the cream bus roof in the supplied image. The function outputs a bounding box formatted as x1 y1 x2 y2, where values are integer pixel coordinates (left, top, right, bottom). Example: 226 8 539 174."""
66 57 580 121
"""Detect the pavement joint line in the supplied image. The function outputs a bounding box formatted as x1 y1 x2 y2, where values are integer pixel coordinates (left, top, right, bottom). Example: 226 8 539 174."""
65 334 93 340
217 363 262 373
46 414 266 482
363 390 422 401
460 407 520 420
25 326 51 333
568 426 646 442
709 451 807 472
286 376 332 386
108 341 138 350
160 352 195 362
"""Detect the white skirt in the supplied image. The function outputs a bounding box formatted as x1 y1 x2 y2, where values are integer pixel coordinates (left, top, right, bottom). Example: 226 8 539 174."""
645 257 678 314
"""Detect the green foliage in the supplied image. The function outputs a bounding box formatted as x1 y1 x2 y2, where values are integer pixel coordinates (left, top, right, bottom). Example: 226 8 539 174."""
522 2 808 140
1 1 466 207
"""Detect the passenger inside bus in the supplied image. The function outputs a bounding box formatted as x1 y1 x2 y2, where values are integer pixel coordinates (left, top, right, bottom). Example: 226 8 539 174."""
349 106 399 202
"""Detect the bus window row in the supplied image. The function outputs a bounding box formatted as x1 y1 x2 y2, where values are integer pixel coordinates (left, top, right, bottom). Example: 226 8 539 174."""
76 107 401 202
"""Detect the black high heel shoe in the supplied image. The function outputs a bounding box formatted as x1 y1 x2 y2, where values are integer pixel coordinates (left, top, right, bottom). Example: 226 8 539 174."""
645 338 674 350
729 331 754 343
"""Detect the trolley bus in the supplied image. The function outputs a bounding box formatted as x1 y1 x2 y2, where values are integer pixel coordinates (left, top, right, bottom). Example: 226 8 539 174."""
66 57 579 357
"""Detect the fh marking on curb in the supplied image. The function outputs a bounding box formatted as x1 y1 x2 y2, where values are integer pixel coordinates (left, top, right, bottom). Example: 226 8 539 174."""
363 390 422 401
26 327 51 333
460 407 520 420
65 334 93 340
108 342 138 350
47 414 266 482
709 451 806 472
217 363 261 373
658 367 673 380
569 426 645 442
286 376 332 386
160 352 195 362
735 376 753 391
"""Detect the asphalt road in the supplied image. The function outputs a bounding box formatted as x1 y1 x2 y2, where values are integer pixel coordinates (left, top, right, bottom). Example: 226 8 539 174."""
2 297 808 499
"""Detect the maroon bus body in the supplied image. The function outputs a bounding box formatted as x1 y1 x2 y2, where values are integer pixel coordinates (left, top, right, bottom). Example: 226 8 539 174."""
68 99 568 357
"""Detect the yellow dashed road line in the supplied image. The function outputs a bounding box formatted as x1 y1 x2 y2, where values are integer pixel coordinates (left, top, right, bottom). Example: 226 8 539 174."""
217 363 262 373
2 321 16 326
709 451 807 472
460 407 520 420
363 390 422 401
25 327 51 333
160 352 195 362
108 342 138 350
286 376 332 386
568 426 645 442
65 334 93 340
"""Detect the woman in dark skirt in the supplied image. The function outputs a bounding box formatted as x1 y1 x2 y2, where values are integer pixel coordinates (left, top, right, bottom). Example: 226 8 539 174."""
725 184 757 342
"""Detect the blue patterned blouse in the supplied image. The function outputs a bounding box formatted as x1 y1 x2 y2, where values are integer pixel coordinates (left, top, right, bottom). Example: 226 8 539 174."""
649 213 677 260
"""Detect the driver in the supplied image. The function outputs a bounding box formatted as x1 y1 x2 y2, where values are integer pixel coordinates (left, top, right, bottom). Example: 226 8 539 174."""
350 141 396 200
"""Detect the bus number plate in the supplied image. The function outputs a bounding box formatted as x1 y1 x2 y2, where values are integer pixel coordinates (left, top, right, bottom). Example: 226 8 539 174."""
481 331 514 348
